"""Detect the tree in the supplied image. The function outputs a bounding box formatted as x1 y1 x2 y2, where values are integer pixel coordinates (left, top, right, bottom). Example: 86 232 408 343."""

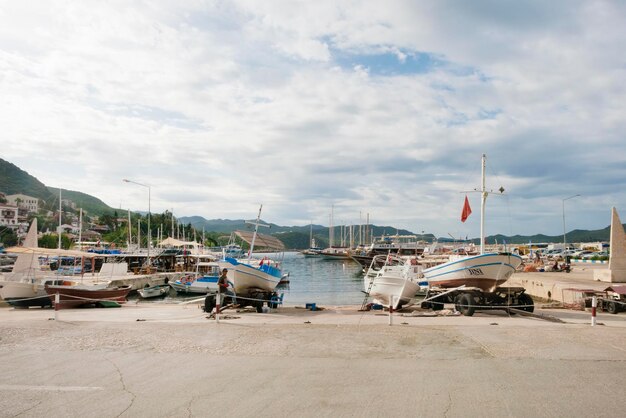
39 234 72 249
0 227 17 246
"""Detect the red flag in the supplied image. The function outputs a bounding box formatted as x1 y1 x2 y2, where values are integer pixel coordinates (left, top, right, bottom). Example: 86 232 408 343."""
461 195 472 223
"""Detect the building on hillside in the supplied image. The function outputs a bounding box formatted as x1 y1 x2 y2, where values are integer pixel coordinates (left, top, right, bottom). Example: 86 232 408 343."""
61 199 77 210
6 194 39 213
0 203 19 229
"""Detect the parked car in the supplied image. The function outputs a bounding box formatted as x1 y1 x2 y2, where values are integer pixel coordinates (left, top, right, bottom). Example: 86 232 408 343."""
581 251 609 259
571 250 594 258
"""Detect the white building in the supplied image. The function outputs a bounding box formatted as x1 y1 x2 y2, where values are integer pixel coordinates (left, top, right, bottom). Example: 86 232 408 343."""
6 194 39 213
0 203 19 228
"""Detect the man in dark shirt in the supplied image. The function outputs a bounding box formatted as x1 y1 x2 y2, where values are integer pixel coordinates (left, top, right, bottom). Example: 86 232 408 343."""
217 268 236 305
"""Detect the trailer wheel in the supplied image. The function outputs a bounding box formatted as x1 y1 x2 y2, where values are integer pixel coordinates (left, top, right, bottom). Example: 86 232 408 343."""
455 293 475 317
431 301 444 311
204 295 216 313
607 301 620 314
518 293 534 313
255 300 264 313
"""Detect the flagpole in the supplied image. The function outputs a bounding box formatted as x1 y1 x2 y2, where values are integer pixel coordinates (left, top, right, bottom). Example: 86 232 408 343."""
480 153 486 255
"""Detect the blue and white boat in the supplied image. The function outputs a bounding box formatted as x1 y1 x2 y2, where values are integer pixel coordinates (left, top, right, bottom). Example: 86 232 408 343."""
169 261 221 294
423 154 523 291
217 205 285 295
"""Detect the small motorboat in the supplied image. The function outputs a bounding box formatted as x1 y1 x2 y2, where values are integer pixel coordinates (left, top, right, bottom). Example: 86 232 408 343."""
137 285 169 299
45 284 132 309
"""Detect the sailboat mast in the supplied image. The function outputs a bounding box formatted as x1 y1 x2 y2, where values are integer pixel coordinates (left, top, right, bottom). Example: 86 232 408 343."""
58 189 62 249
247 204 263 263
78 208 83 249
480 153 487 255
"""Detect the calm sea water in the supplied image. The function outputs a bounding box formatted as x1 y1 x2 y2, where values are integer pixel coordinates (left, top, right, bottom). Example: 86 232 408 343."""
138 252 366 306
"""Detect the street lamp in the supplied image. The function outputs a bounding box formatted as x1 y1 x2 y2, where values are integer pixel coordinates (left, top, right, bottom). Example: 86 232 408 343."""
123 179 151 268
562 194 580 251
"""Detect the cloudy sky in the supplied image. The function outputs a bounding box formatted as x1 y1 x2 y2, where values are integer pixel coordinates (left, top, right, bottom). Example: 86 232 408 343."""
1 0 625 239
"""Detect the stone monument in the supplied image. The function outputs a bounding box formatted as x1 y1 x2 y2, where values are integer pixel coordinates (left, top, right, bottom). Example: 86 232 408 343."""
594 207 626 283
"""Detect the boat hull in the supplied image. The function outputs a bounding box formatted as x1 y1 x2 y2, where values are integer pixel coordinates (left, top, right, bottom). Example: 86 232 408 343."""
169 277 217 294
137 286 169 298
368 275 421 309
45 285 132 309
363 257 423 309
218 258 281 295
422 253 522 291
0 281 51 307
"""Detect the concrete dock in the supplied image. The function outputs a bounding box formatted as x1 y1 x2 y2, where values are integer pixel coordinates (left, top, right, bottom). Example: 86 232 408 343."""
1 265 625 418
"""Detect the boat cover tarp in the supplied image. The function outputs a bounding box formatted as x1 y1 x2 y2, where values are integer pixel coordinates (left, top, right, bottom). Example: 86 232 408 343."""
234 230 285 250
158 237 200 248
4 246 102 258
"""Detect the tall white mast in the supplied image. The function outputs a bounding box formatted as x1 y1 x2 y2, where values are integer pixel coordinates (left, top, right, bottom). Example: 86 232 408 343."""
78 208 83 249
58 189 62 249
480 153 487 255
127 209 132 247
330 205 334 247
246 204 269 262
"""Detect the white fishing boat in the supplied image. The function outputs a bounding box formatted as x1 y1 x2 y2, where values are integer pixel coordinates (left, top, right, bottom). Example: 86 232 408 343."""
422 154 523 291
169 261 221 294
0 218 54 307
363 254 424 309
137 284 169 298
217 205 285 295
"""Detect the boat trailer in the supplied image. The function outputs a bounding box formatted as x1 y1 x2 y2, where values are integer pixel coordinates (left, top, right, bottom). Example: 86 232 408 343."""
203 288 283 313
420 285 534 317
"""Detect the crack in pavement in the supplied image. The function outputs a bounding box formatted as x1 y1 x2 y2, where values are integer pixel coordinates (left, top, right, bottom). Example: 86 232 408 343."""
13 400 43 418
443 392 452 418
106 357 137 417
186 396 196 418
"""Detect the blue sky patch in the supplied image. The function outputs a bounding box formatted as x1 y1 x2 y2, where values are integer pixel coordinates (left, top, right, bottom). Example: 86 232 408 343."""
331 47 442 76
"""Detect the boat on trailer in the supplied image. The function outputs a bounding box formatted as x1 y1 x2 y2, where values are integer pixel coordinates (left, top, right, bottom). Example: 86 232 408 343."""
217 206 285 295
363 254 424 310
419 154 531 317
422 154 522 292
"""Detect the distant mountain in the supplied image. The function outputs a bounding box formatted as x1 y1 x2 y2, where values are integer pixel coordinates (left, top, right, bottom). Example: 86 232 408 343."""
464 225 618 246
0 158 115 216
179 215 435 249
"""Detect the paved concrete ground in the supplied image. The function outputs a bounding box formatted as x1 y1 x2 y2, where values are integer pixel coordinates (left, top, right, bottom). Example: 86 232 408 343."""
1 303 625 418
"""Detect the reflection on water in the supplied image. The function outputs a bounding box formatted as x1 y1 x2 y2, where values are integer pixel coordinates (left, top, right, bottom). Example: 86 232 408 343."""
278 252 364 305
133 252 365 306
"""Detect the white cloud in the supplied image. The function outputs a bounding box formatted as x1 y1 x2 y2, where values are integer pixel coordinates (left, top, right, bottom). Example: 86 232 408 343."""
1 0 625 238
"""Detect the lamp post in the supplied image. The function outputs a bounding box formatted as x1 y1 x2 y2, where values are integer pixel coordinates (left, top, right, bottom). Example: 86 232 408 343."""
562 194 580 251
123 179 151 268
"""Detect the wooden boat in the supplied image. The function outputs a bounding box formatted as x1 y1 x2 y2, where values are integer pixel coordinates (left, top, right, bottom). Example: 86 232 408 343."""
137 285 169 299
217 205 285 295
45 284 132 309
422 155 522 291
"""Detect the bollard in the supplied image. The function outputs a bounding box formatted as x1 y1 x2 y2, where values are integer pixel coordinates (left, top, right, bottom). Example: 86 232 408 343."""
54 292 60 321
389 296 394 326
591 296 597 327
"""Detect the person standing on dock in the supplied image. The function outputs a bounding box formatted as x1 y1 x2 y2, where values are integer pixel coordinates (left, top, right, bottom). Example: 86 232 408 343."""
218 268 236 305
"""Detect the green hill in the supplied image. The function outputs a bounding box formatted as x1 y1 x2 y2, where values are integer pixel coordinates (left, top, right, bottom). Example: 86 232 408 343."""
47 187 114 216
0 158 54 203
0 158 115 216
